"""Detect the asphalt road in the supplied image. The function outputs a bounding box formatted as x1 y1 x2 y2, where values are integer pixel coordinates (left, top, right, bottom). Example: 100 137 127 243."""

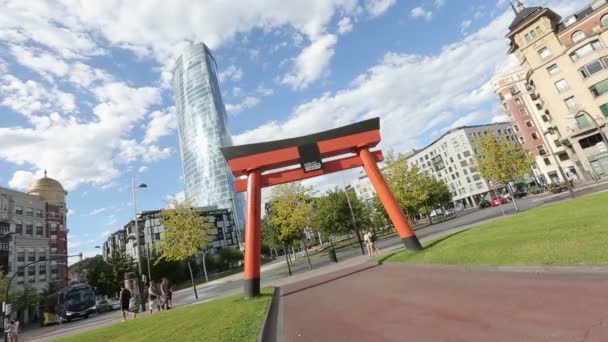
22 181 608 341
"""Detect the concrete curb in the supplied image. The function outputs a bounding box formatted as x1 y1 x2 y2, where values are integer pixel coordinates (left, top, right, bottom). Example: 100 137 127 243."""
258 287 280 342
378 262 608 277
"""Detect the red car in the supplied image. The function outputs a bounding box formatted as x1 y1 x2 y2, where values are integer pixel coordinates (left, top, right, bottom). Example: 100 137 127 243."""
490 196 507 207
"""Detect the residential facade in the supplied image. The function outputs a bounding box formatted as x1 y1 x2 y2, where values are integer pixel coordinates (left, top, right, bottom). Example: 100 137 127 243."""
172 43 245 232
102 207 239 262
406 123 517 208
507 1 608 180
353 173 376 203
492 68 578 184
0 173 69 294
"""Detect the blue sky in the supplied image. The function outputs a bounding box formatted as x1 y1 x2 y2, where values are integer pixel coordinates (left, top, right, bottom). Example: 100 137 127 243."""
0 0 577 259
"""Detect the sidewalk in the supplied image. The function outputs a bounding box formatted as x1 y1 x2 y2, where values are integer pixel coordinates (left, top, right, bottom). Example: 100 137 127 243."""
280 263 608 341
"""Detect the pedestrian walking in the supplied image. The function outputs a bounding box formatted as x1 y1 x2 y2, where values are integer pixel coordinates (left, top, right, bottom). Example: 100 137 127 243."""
119 284 132 322
5 319 19 342
363 230 373 257
369 231 381 256
127 283 140 319
148 281 161 314
160 278 170 310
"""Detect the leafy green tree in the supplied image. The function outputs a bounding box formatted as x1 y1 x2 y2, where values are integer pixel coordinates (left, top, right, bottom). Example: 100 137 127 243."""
10 285 39 319
313 188 370 240
370 195 390 229
474 132 535 211
158 199 212 299
262 215 282 258
98 251 135 298
268 182 315 270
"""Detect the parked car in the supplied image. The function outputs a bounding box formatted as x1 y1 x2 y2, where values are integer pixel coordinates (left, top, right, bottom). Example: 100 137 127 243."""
429 209 444 218
96 300 112 313
479 200 491 209
108 298 121 311
513 189 528 199
490 196 507 207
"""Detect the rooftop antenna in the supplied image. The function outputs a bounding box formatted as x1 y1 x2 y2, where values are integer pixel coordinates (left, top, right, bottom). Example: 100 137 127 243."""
510 1 518 15
44 169 47 178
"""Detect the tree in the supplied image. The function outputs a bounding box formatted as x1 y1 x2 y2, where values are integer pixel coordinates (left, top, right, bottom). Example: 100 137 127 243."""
313 188 370 241
383 151 452 224
474 132 535 211
98 251 135 298
268 182 315 270
10 285 39 321
157 199 211 299
370 195 390 229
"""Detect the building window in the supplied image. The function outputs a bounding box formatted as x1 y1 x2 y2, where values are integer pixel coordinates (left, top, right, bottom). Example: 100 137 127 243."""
558 152 570 161
570 40 602 62
25 208 33 216
554 139 562 147
509 86 519 95
514 125 520 132
525 33 532 42
38 254 46 261
544 158 551 166
17 268 24 277
519 108 528 117
555 79 570 93
531 132 539 140
536 26 543 35
15 206 22 215
590 78 608 97
538 47 552 60
579 58 607 78
576 115 592 129
36 224 43 236
25 224 33 235
17 251 24 262
39 263 46 276
572 31 586 43
547 64 560 76
28 251 35 262
519 136 525 144
15 221 22 235
564 96 577 111
28 265 35 276
498 93 505 101
463 150 471 158
537 145 548 156
514 97 522 105
526 121 533 128
602 14 608 27
600 103 608 117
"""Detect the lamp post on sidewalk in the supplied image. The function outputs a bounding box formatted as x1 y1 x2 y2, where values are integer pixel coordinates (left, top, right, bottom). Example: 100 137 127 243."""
130 176 147 311
343 185 365 255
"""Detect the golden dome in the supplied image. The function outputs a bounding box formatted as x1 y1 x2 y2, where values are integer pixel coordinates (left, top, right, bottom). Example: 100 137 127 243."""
27 170 67 202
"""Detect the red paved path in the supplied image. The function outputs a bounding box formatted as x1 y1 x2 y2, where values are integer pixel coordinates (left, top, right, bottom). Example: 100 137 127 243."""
281 263 608 342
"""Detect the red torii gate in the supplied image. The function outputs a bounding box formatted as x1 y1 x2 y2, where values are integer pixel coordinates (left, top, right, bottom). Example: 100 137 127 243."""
221 118 422 298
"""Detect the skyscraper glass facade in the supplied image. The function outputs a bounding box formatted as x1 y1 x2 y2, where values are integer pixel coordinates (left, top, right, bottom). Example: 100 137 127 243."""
173 43 244 229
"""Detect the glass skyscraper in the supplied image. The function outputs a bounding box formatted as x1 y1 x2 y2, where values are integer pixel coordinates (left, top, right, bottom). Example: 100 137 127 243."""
173 43 244 231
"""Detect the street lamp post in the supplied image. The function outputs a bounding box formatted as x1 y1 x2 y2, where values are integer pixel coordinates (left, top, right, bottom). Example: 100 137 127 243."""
130 176 147 312
201 250 209 283
343 185 366 255
543 129 575 199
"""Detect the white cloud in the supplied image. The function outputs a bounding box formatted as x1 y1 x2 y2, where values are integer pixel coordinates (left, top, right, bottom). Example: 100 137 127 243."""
338 17 353 34
0 75 76 117
411 7 433 21
90 207 107 215
461 20 472 34
219 65 243 83
236 9 517 164
67 209 76 216
281 34 338 90
434 0 445 8
101 230 112 238
225 96 261 115
256 84 274 96
143 106 177 144
365 0 397 17
167 191 186 206
139 166 149 173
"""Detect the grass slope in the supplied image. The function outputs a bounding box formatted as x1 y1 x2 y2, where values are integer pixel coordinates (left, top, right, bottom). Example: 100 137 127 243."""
55 288 273 342
380 192 608 265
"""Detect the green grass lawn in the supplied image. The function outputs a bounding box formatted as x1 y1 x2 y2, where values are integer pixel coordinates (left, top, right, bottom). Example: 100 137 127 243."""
55 288 273 342
379 192 608 266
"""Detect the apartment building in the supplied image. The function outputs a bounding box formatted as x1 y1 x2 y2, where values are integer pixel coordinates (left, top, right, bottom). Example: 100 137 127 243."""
406 123 517 208
0 173 69 293
507 0 608 180
492 68 578 184
102 207 239 262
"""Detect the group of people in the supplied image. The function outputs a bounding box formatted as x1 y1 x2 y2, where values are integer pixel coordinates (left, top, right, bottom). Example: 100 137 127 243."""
4 319 19 342
363 230 381 257
119 277 173 322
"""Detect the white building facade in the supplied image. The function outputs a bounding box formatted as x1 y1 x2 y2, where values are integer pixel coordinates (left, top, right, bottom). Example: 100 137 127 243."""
407 123 517 208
